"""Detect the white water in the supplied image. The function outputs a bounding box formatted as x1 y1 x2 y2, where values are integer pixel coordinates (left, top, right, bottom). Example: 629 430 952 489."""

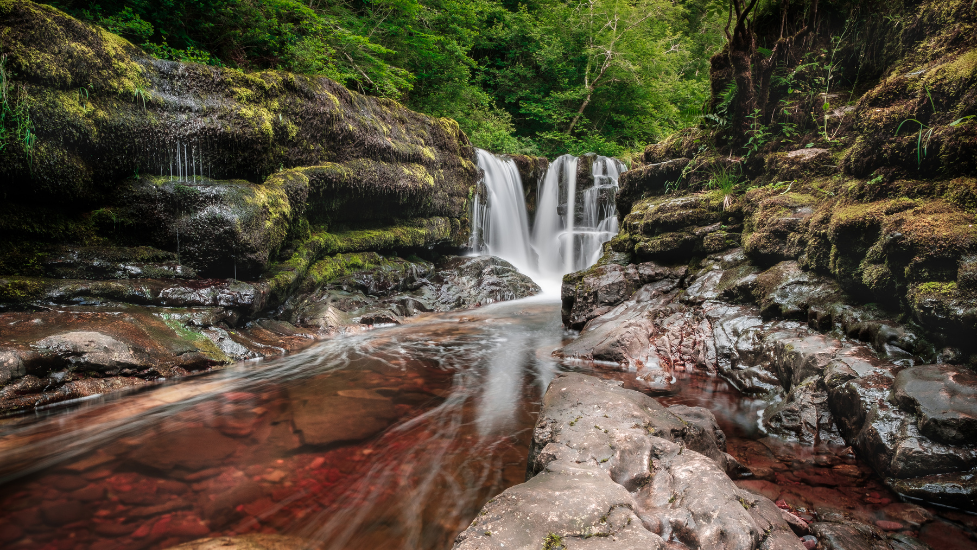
471 149 626 292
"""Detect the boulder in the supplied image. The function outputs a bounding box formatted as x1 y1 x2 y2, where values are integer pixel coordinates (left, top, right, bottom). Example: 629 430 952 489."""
454 373 803 550
888 468 977 510
288 379 399 446
616 158 691 216
32 331 138 371
892 365 977 445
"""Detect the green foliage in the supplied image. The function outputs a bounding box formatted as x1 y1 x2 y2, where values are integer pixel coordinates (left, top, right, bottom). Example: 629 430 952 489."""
706 163 741 208
46 0 724 156
894 117 943 170
744 108 771 158
541 533 565 550
0 54 36 166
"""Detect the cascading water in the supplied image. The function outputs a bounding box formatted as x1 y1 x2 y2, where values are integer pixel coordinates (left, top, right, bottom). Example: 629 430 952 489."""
472 149 626 290
470 150 536 275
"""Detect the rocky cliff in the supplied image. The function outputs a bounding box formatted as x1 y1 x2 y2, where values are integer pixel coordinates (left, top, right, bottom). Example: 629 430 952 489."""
553 0 976 526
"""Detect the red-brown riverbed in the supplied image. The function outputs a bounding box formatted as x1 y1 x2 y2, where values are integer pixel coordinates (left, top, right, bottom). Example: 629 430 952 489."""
0 299 974 549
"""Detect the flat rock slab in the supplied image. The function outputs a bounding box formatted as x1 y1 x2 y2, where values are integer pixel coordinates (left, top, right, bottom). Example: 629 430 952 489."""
130 427 240 472
33 331 138 371
288 379 398 446
893 364 977 445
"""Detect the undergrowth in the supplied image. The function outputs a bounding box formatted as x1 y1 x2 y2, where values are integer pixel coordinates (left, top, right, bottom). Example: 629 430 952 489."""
0 54 37 167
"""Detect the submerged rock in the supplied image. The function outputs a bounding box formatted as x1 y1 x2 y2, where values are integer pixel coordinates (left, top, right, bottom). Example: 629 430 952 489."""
165 535 322 550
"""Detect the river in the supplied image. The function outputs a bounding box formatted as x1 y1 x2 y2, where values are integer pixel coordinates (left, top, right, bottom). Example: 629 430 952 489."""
0 296 972 549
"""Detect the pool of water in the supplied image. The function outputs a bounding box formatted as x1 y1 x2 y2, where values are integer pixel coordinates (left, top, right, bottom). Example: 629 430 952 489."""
0 298 974 550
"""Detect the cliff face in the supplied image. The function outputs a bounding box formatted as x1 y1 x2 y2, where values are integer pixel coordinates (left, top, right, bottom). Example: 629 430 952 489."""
560 0 977 514
614 0 977 358
0 0 478 279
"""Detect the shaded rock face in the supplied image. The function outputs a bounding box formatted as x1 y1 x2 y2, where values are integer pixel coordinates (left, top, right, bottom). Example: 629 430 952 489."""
453 373 802 550
557 248 977 511
281 255 541 330
616 158 691 216
507 155 549 225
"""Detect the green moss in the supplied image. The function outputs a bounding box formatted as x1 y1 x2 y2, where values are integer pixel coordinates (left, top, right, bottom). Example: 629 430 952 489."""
541 534 565 550
264 217 454 303
913 281 957 296
0 277 48 303
160 315 230 363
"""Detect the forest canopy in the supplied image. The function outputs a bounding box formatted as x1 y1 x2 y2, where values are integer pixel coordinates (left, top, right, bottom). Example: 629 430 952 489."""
45 0 727 157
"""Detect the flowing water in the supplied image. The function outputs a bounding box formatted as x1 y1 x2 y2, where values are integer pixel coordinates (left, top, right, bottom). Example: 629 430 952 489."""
471 150 626 290
0 299 974 549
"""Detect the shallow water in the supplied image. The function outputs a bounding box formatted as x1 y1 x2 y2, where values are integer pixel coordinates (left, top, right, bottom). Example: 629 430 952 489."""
0 299 975 550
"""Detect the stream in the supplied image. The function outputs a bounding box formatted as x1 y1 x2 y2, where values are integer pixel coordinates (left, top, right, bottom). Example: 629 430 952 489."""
0 297 974 550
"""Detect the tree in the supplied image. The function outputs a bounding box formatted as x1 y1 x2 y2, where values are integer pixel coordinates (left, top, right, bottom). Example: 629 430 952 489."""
564 0 663 135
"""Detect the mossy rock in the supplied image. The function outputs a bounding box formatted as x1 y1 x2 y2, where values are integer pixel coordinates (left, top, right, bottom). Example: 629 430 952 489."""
742 192 818 265
909 282 977 339
643 128 706 164
0 0 478 275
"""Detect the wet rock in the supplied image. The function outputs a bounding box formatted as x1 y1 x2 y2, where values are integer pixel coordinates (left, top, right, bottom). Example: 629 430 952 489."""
428 256 541 309
0 350 26 384
122 177 300 278
288 380 399 446
164 534 321 550
892 364 977 445
477 373 804 550
39 499 89 526
888 468 977 510
754 261 843 321
561 261 684 330
809 520 890 550
32 331 140 371
828 372 977 479
42 246 198 280
557 282 675 368
129 427 240 472
762 378 836 446
453 460 668 550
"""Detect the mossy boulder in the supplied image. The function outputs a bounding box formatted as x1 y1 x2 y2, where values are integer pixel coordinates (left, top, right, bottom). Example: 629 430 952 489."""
118 176 301 277
743 192 818 265
616 158 691 216
614 194 735 262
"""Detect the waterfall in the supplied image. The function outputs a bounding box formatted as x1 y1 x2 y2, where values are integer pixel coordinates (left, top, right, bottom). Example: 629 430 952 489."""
471 150 536 275
472 149 626 291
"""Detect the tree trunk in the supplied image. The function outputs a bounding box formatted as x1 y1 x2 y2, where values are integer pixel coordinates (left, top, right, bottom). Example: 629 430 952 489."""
566 91 593 135
728 27 756 146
